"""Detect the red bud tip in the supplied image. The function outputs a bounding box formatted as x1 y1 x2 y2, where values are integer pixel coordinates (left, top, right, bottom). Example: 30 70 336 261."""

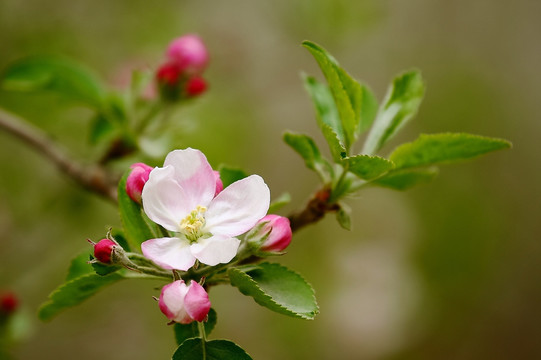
93 239 117 264
0 292 19 315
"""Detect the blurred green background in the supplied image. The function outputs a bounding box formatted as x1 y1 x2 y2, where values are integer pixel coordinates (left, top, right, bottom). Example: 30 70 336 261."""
0 0 539 359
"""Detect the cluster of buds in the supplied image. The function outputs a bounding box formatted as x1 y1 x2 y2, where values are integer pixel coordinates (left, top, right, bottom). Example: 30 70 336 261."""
156 34 209 101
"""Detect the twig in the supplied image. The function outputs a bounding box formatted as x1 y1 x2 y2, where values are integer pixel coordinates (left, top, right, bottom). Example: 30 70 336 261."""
287 187 339 232
0 107 118 202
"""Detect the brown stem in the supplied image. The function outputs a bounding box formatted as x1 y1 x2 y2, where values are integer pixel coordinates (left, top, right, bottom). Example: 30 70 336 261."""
287 187 339 233
0 108 118 202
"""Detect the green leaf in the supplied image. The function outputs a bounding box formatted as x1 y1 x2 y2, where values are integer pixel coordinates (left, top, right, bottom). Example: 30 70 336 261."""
90 256 122 276
373 167 439 190
363 70 425 154
343 155 394 180
218 165 248 188
0 55 106 108
89 113 117 144
118 170 154 250
389 133 512 169
358 84 379 134
302 75 346 153
172 339 253 360
302 41 360 150
336 203 352 230
38 273 125 321
321 123 348 162
268 192 291 213
174 308 217 345
65 251 94 281
228 263 319 320
283 132 332 181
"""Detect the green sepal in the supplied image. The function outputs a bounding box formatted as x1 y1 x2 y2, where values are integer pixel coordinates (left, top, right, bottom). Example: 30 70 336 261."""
118 169 154 250
0 55 106 108
342 154 394 180
174 308 217 345
218 165 248 188
363 70 425 154
389 133 512 169
228 263 319 320
172 338 253 360
38 273 125 322
283 131 333 182
373 167 439 190
268 192 291 213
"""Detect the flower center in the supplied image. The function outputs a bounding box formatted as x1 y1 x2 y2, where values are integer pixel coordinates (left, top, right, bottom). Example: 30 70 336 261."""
180 205 207 242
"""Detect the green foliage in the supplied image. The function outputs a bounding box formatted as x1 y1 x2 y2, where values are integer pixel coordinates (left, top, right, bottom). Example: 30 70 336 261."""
172 339 253 360
389 133 512 169
268 192 292 213
118 170 154 250
65 251 94 281
343 154 394 180
373 168 439 191
336 203 352 230
218 165 248 188
228 263 319 320
303 41 377 151
283 131 332 182
174 308 217 345
363 70 425 155
38 273 125 322
0 56 106 108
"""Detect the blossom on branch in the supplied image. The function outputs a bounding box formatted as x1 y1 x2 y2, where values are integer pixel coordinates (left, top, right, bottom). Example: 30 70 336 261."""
141 148 270 270
159 280 210 324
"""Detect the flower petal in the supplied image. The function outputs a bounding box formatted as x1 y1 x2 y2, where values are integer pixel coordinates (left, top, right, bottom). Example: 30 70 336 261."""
141 237 196 271
142 166 192 231
159 280 192 324
190 235 240 266
164 148 216 208
184 281 211 322
205 175 270 237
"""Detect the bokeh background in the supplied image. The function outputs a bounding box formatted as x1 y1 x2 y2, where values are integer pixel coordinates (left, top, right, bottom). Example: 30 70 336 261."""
0 0 539 359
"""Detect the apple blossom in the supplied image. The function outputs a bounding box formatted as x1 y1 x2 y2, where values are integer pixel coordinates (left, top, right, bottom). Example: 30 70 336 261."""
126 162 153 203
141 148 270 271
166 34 209 75
0 291 18 316
159 280 210 324
185 76 207 97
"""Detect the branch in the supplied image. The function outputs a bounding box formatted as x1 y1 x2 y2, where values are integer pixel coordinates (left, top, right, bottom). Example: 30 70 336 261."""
287 187 339 233
0 107 118 202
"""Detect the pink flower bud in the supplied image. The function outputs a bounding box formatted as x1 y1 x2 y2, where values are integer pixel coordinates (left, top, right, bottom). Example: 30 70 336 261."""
166 35 209 75
156 62 181 87
126 162 153 203
185 76 207 97
213 170 223 196
0 291 19 315
250 215 292 253
93 239 117 264
159 280 210 324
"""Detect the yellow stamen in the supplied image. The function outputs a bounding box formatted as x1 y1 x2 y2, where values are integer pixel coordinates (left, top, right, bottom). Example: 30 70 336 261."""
180 206 207 241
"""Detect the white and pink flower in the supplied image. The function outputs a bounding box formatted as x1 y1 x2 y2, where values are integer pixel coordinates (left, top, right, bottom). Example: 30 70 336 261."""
141 148 270 271
159 280 210 324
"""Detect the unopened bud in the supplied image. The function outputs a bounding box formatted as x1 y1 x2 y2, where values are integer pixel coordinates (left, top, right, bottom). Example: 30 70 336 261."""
247 215 292 254
0 292 19 316
92 238 117 264
166 35 209 75
126 162 153 203
159 280 211 324
185 76 207 97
